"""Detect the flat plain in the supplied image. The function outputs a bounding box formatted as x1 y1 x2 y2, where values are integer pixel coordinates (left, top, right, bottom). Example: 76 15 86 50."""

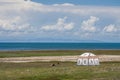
0 50 120 80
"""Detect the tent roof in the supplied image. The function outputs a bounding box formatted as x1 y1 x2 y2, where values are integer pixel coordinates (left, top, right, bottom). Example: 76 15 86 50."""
80 52 96 57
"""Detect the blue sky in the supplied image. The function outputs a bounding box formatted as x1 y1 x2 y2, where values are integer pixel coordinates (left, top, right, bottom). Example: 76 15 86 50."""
0 0 120 42
33 0 120 6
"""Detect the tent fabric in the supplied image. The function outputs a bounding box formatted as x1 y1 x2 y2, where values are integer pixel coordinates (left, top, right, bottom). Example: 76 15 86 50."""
77 52 100 66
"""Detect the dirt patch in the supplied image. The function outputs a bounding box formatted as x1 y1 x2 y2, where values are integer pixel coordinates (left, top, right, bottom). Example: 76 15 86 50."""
0 55 120 63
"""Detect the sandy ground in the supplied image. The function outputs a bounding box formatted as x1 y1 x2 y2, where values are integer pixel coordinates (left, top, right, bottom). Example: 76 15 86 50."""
0 55 120 63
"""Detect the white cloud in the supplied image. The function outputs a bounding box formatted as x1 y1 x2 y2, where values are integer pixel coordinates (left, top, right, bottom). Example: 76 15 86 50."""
0 0 120 21
81 16 99 32
103 24 117 32
53 3 75 6
0 16 32 32
41 17 74 31
0 0 24 2
0 0 120 17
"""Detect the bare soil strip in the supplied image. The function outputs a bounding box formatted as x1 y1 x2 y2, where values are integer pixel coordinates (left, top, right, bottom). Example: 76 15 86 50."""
0 55 120 63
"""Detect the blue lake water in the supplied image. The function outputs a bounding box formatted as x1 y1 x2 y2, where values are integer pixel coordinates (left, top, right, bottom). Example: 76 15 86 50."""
0 43 120 50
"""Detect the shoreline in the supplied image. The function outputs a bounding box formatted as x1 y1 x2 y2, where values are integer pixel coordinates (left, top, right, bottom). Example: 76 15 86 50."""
0 49 120 52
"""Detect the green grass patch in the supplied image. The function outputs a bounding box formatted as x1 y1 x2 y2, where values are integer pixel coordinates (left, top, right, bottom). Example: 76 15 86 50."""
0 62 120 80
0 50 120 58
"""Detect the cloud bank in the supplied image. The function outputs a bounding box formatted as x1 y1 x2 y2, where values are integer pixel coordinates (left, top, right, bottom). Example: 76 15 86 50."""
41 17 74 31
0 0 120 42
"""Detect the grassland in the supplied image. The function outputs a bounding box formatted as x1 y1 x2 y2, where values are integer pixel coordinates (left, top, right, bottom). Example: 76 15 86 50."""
0 62 120 80
0 50 120 58
0 50 120 80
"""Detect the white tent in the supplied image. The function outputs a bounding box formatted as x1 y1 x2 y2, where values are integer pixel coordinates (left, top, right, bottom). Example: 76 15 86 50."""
77 52 100 66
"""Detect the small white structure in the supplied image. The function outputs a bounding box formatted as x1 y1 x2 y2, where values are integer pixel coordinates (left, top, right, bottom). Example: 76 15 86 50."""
77 52 100 66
